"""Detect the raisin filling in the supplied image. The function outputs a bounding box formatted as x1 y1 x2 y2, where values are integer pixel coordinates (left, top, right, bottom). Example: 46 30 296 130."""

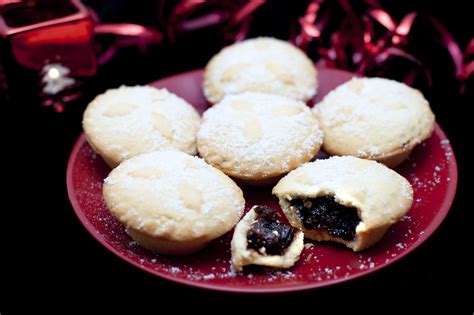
247 206 295 255
291 196 361 241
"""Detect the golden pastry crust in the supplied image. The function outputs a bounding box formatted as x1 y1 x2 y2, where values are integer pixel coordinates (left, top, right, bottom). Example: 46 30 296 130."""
231 207 304 271
197 92 324 184
83 86 201 168
272 156 413 251
103 150 245 255
313 77 435 167
203 37 317 104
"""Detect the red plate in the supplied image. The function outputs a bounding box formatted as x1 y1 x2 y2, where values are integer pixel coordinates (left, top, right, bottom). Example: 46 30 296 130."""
67 68 458 293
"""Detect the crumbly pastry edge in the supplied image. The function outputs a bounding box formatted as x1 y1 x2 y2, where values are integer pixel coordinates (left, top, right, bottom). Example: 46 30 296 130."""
319 125 434 168
127 227 212 255
198 139 323 183
276 196 397 251
83 131 121 168
272 159 413 251
231 207 305 271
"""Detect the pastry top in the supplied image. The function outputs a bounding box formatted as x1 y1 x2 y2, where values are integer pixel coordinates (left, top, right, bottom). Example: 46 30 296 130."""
83 86 201 168
313 77 435 159
197 92 324 180
203 37 317 104
103 150 245 241
272 156 413 229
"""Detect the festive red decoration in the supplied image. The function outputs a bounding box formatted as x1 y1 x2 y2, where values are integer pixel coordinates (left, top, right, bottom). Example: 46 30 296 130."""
1 0 470 113
165 0 264 43
291 0 471 95
460 38 474 94
94 24 162 66
0 0 162 112
0 0 95 112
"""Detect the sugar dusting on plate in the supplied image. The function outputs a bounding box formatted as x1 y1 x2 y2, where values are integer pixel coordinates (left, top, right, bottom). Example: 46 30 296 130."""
72 126 454 288
69 67 456 291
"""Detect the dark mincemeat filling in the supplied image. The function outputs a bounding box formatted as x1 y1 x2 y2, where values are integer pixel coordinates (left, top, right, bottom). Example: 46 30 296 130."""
247 206 295 255
291 196 361 241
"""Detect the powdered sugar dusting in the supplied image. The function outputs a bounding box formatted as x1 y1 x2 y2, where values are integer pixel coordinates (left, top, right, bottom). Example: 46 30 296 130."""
406 138 453 195
204 37 317 103
103 150 244 238
198 92 323 178
313 77 435 157
83 86 200 164
440 139 453 161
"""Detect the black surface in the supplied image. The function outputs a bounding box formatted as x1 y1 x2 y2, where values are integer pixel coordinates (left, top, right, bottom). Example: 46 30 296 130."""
2 0 472 311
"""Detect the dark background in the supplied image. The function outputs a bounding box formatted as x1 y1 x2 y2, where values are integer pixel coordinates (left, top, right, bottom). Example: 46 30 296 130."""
2 0 472 310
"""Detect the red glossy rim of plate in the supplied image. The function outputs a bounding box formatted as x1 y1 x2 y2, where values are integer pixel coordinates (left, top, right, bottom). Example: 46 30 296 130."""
67 70 458 293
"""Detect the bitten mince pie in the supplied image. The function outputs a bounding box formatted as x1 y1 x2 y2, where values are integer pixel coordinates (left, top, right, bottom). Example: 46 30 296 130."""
231 205 304 271
197 92 323 185
203 37 317 104
83 86 200 168
313 77 435 168
272 156 413 251
103 150 245 255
